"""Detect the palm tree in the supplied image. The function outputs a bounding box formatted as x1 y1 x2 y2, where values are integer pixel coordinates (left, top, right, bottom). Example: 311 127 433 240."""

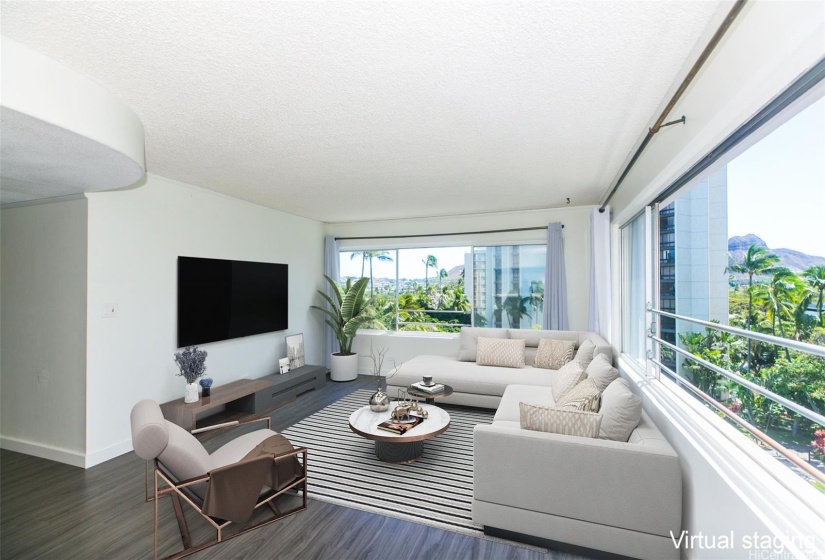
422 255 438 292
728 244 780 368
350 251 367 278
803 265 825 326
760 268 801 360
438 268 448 293
365 251 393 296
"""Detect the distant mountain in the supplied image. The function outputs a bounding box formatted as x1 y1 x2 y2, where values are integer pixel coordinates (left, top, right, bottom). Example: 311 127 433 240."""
446 265 464 280
728 234 825 273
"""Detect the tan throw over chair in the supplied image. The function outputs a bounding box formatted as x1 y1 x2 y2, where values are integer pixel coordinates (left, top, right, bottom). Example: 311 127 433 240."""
131 399 308 560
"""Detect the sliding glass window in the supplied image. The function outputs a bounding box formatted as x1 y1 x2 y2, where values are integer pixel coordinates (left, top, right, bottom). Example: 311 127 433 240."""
339 244 546 332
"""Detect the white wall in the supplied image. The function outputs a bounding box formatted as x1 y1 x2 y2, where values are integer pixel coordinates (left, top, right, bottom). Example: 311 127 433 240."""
84 175 325 466
1 197 88 466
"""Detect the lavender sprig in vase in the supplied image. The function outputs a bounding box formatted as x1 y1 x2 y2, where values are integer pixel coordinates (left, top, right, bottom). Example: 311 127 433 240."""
174 346 208 403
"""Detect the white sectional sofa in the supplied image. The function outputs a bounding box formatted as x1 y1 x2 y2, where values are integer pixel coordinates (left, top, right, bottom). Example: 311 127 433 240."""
386 327 682 560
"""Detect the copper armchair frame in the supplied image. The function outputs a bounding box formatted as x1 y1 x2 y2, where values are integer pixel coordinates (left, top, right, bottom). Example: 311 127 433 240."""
144 417 308 560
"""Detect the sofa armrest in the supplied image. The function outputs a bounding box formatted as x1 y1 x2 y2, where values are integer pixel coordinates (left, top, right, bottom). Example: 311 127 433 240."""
473 423 681 538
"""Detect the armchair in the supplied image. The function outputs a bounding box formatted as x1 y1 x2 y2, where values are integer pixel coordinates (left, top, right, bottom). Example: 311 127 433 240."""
130 399 308 560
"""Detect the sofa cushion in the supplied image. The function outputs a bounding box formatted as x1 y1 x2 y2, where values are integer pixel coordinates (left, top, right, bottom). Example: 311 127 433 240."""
387 355 556 398
586 353 619 392
575 339 597 369
494 384 556 422
550 360 587 402
519 403 602 438
509 329 579 347
476 337 525 368
534 339 575 370
458 327 509 362
599 378 643 442
554 378 601 411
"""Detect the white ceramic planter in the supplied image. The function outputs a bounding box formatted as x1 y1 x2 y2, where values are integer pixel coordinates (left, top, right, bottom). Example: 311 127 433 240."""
184 382 200 403
330 353 359 382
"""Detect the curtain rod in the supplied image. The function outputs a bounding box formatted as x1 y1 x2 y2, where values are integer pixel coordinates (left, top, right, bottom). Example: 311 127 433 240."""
598 0 747 212
334 224 561 242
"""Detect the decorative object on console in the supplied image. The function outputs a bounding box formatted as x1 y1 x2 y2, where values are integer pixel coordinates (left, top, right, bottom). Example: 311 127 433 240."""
475 337 526 368
278 358 290 374
199 377 213 397
286 333 305 369
422 375 433 385
174 345 208 403
311 275 377 382
533 338 575 370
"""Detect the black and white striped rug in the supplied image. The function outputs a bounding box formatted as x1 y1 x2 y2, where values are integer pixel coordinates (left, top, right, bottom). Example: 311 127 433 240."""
281 390 495 536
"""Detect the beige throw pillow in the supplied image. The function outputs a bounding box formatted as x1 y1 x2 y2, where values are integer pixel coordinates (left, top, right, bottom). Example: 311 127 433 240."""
599 378 643 442
585 353 619 393
519 402 602 438
476 337 525 368
554 378 601 412
534 339 575 370
575 339 597 370
458 327 509 362
550 361 587 402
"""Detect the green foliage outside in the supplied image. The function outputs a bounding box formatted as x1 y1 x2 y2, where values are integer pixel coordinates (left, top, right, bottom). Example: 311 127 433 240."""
678 248 825 479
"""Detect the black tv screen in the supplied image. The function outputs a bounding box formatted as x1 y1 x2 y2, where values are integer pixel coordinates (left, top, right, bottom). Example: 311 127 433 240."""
177 257 288 347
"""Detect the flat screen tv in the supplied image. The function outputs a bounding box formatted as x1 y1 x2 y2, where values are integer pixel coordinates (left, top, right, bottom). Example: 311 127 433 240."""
177 256 288 347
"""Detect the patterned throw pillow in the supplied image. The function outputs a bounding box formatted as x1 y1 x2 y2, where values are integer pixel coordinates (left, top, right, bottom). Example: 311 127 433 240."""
534 339 575 370
554 378 601 412
519 402 602 438
476 337 526 368
550 361 587 402
575 339 597 370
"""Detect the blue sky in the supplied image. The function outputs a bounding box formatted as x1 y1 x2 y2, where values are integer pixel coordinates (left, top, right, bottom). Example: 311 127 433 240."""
727 96 825 257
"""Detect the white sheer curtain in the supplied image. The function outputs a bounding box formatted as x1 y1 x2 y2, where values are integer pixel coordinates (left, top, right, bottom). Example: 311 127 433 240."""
323 235 340 369
588 207 612 340
621 214 647 361
543 222 569 330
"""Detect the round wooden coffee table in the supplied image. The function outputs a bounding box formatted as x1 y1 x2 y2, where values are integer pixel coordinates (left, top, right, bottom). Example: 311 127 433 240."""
406 384 454 404
348 404 450 463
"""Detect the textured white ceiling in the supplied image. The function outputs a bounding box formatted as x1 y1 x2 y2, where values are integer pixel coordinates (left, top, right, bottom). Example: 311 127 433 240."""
0 1 722 222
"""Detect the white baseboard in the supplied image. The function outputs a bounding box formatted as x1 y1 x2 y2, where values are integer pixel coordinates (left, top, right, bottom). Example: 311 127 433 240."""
0 435 134 468
0 435 86 468
84 439 133 468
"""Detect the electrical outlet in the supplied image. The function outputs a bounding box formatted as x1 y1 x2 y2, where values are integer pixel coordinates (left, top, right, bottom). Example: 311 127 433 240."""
103 303 118 318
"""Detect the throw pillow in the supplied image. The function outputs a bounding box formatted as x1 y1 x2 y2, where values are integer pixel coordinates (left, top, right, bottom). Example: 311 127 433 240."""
476 337 525 368
585 353 619 393
550 360 587 402
534 339 575 370
599 378 643 442
458 327 509 362
575 339 597 370
554 378 601 412
519 402 602 438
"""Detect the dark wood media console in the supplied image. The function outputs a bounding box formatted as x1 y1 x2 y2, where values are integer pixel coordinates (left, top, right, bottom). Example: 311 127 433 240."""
159 365 327 438
252 364 328 414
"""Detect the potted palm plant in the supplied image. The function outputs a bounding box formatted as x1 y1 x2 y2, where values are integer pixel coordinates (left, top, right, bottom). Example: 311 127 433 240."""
311 275 375 381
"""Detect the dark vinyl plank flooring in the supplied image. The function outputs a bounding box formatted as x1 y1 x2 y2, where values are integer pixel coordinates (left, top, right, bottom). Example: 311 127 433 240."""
1 375 581 560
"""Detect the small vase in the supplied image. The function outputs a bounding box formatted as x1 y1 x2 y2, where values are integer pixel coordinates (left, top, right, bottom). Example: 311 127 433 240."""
369 384 390 412
184 382 200 404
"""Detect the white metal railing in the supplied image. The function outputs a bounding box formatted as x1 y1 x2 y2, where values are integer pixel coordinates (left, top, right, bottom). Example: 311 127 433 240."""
649 306 825 358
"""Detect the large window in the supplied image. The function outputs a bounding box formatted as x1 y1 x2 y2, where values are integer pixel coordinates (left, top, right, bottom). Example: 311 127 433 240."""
339 243 546 332
621 95 825 491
